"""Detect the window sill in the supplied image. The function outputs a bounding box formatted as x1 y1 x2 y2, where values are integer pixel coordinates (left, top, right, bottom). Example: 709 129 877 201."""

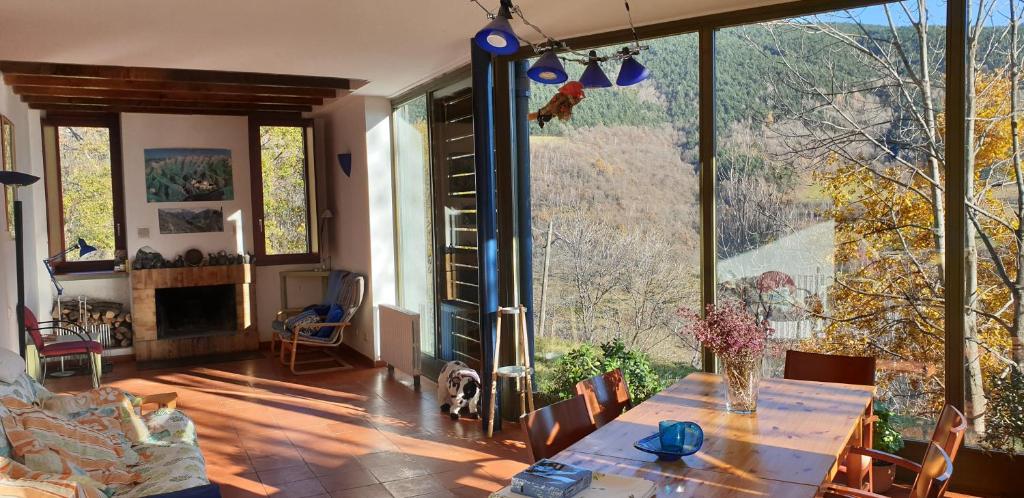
53 270 129 282
254 254 320 266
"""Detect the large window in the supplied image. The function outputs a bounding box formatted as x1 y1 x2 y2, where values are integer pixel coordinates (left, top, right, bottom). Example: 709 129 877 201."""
249 118 318 265
963 0 1024 453
528 34 702 399
42 115 126 272
715 1 947 440
391 77 482 377
393 95 437 358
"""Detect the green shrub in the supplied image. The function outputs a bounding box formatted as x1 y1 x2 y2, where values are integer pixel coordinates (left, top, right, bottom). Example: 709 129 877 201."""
982 367 1024 453
873 404 905 455
546 338 665 404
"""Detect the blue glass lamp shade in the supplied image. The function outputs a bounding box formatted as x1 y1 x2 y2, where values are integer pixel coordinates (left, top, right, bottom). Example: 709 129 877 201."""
76 238 97 257
474 12 519 55
616 55 651 86
527 51 568 84
579 53 612 88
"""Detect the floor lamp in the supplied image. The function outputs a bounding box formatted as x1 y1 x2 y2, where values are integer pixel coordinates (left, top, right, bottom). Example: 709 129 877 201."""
0 171 41 358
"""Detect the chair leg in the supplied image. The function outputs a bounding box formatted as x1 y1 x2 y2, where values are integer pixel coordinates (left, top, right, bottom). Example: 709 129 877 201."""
289 340 299 375
41 359 47 386
488 312 503 438
90 353 100 388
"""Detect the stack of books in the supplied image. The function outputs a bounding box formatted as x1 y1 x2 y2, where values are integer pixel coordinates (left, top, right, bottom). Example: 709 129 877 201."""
491 459 656 498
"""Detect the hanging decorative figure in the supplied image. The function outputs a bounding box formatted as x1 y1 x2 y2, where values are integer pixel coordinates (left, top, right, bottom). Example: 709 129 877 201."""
529 81 586 128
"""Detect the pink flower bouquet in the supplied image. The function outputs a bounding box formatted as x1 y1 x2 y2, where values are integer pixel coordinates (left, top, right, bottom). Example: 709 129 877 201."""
680 301 773 413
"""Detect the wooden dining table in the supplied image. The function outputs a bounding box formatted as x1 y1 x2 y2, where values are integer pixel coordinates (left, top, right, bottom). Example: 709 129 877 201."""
552 372 875 497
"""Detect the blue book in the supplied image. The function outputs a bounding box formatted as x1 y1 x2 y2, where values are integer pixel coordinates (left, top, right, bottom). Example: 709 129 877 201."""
510 459 592 498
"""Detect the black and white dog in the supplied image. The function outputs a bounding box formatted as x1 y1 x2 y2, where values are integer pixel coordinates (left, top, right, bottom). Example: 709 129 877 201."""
437 360 481 420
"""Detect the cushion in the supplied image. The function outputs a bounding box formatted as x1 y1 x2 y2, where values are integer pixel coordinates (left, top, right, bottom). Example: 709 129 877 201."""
0 348 25 383
284 310 319 332
43 388 151 444
0 373 52 459
140 484 221 498
113 444 208 498
0 457 107 498
142 409 197 447
0 397 141 488
315 304 344 338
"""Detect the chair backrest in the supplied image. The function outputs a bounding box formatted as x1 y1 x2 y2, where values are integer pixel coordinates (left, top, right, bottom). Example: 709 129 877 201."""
338 273 365 321
522 396 597 462
909 442 954 498
927 404 966 495
21 307 45 349
322 273 365 341
574 369 631 427
783 350 876 386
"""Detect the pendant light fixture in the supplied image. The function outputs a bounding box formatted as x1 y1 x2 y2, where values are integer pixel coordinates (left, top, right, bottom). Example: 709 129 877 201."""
527 50 568 84
615 1 650 86
468 0 652 88
579 51 613 88
616 48 650 86
474 0 519 55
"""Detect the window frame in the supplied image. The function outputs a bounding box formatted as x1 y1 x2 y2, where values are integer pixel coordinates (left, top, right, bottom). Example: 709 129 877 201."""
42 113 127 274
247 115 320 266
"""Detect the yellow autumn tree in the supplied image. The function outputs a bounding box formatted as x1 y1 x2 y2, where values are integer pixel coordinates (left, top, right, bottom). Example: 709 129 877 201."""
803 72 1018 428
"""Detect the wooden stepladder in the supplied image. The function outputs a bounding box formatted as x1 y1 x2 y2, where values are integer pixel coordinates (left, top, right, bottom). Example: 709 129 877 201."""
487 305 536 438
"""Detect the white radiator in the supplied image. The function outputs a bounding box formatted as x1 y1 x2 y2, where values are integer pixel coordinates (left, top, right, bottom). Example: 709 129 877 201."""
379 304 421 384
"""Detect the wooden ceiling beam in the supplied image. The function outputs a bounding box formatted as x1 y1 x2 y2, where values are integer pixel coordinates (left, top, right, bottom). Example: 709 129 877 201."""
0 60 354 90
29 103 302 118
3 74 338 98
22 95 313 113
13 85 323 105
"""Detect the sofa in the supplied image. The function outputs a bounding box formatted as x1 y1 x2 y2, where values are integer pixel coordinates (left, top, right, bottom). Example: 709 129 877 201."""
0 355 217 498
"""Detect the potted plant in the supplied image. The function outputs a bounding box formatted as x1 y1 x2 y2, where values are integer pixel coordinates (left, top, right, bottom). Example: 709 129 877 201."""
872 404 904 493
680 301 773 413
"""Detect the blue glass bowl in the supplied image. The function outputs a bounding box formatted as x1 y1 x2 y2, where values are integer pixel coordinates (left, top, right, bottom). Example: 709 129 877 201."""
634 422 703 462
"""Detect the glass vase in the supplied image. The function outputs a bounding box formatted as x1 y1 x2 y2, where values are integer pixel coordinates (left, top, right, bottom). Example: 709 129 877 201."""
723 356 761 414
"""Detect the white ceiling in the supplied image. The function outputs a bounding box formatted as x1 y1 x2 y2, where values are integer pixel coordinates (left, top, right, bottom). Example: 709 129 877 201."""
0 0 785 98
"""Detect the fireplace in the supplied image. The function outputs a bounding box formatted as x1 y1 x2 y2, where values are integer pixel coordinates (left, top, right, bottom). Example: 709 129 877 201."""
155 284 237 339
131 264 256 361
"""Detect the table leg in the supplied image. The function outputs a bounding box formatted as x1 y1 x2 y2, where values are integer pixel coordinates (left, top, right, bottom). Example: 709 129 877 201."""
846 402 873 490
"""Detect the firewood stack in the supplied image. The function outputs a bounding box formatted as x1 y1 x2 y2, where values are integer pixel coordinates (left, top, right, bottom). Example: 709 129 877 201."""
51 300 133 347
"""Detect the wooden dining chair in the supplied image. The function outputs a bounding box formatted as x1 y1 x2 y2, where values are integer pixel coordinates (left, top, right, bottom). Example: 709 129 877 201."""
521 396 597 462
784 350 877 490
825 441 954 498
783 350 876 386
846 404 966 497
574 369 631 427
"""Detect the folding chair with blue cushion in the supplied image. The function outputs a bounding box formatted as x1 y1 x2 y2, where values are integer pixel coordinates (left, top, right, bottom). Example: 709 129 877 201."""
270 271 364 374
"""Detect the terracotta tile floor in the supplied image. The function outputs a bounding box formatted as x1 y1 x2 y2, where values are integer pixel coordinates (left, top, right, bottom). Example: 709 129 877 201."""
46 353 530 498
43 354 987 498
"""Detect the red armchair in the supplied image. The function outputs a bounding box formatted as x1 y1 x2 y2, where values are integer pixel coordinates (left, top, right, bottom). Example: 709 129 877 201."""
23 307 102 388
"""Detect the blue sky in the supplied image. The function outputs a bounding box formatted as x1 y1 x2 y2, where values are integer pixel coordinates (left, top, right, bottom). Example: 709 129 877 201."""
816 0 1024 27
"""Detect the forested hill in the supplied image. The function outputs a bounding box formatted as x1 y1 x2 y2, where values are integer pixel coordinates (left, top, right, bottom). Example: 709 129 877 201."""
526 22 995 140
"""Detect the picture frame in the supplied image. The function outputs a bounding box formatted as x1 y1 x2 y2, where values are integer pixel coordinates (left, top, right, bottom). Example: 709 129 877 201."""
1 115 14 239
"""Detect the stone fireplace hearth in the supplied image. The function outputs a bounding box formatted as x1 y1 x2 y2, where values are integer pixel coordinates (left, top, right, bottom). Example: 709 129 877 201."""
131 265 256 361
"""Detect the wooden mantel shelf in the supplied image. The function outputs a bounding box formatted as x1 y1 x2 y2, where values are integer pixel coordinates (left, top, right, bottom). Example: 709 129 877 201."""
131 264 256 361
131 264 252 290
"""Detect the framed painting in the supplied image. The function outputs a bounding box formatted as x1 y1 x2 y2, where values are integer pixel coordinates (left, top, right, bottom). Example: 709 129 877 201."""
1 116 13 239
144 148 234 202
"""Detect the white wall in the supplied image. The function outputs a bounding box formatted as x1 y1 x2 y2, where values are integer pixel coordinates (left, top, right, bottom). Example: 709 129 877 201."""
120 114 254 257
320 96 396 361
0 81 45 353
0 90 396 357
34 113 323 343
